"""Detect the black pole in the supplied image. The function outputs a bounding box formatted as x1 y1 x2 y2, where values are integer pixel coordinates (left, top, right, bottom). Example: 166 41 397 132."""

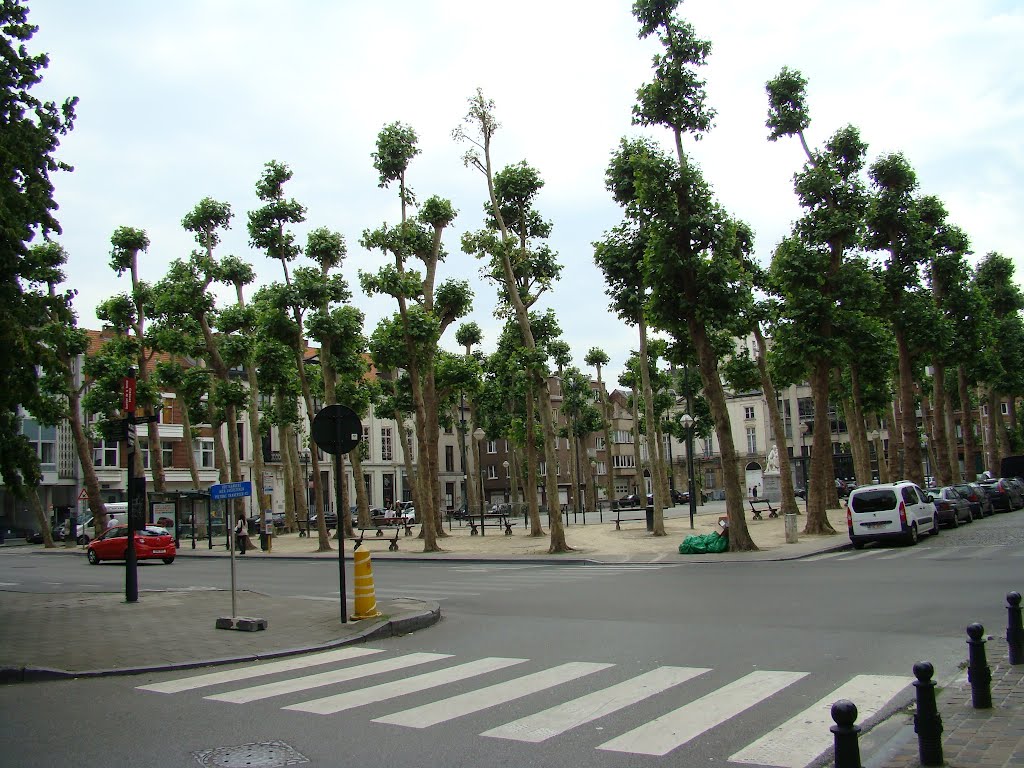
1007 591 1023 665
913 661 943 766
125 412 138 603
687 426 696 529
829 700 862 768
966 622 992 708
335 450 347 624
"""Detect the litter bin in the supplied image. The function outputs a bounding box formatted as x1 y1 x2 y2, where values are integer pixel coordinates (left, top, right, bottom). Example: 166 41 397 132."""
260 522 272 551
645 505 654 532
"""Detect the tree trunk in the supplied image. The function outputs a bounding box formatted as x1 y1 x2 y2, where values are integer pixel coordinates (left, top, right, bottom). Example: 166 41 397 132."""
895 327 924 486
753 325 799 515
28 488 54 548
944 388 962 484
281 428 296 532
637 315 666 534
868 411 890 483
525 386 543 535
349 448 370 537
63 365 107 541
958 366 977 481
595 366 616 511
985 386 1001 474
805 360 838 535
888 398 904 480
690 320 759 548
995 389 1012 462
930 360 954 486
629 387 643 498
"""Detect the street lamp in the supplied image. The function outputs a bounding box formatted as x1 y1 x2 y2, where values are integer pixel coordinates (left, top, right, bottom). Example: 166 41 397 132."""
474 427 486 536
589 457 598 523
680 414 697 529
800 421 811 511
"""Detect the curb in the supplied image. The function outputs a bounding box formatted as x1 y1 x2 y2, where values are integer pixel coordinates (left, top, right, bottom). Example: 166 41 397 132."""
0 599 441 684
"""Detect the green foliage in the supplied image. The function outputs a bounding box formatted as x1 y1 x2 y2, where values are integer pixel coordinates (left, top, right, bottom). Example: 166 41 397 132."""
455 321 483 350
108 226 150 274
372 121 419 205
765 66 810 141
247 160 307 262
181 197 233 253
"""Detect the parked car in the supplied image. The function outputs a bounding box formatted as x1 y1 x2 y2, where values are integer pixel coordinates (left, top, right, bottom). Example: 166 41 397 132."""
926 486 973 528
86 525 176 565
956 483 994 518
846 481 938 548
308 510 339 529
673 488 708 504
616 494 643 508
836 479 854 498
977 479 1023 513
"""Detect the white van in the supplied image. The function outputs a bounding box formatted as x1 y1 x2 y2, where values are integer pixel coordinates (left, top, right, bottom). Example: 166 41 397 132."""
846 482 938 548
73 503 128 544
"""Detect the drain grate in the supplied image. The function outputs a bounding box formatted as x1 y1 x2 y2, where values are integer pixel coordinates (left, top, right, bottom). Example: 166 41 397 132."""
192 740 309 767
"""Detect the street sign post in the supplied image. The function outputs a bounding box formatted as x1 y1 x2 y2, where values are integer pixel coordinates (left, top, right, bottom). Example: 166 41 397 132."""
311 404 363 624
209 481 253 500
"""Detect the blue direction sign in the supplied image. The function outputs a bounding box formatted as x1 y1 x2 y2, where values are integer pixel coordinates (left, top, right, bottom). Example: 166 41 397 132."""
209 481 253 500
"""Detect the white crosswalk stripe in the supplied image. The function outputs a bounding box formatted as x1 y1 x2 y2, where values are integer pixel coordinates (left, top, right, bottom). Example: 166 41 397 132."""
372 661 614 728
729 674 909 767
137 650 912 766
596 670 808 756
285 657 528 715
204 652 451 704
480 666 710 743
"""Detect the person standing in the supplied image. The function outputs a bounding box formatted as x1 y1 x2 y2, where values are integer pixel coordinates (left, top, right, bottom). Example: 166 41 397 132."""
234 514 248 555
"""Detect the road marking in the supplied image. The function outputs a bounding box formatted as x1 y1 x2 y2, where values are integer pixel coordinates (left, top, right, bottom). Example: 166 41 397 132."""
137 647 385 693
481 666 710 743
801 552 846 562
596 670 807 756
373 661 613 728
875 551 910 560
730 674 908 767
918 547 958 559
286 657 528 715
0 582 19 586
205 652 451 704
963 545 1003 559
837 551 884 561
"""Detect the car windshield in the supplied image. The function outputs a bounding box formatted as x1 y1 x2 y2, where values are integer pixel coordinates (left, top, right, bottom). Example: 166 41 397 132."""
851 489 897 513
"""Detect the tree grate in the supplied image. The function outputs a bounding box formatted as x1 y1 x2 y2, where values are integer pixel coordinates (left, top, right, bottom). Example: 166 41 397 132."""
192 740 309 767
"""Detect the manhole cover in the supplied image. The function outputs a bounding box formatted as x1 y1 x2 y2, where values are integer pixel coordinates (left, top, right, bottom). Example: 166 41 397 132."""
192 740 308 767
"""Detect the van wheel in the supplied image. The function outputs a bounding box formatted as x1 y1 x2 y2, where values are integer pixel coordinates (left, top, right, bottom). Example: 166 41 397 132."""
906 524 919 546
930 517 940 536
77 534 89 545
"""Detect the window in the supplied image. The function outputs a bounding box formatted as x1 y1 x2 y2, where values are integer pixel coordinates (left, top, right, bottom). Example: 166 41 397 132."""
612 455 636 469
193 438 214 469
704 470 716 489
487 465 498 479
487 440 497 454
552 409 559 423
1001 402 1009 415
236 422 245 461
37 440 55 465
362 426 371 453
746 427 757 454
139 439 172 469
381 427 393 462
596 436 606 450
445 445 455 473
702 439 713 457
744 406 755 420
538 461 547 477
982 404 990 416
613 430 634 444
93 439 118 468
596 461 607 475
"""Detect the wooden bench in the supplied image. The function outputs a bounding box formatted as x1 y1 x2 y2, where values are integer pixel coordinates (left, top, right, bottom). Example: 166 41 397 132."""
748 498 779 520
353 524 407 551
612 501 648 530
468 513 515 536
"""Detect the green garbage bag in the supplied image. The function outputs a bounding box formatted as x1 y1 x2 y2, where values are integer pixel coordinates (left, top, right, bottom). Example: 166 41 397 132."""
678 531 728 555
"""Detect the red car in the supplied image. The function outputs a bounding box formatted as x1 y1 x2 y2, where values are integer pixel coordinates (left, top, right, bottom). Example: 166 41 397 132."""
86 525 176 565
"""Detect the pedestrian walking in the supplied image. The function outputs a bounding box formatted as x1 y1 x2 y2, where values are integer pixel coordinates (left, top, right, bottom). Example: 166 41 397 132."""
106 515 118 531
234 515 248 555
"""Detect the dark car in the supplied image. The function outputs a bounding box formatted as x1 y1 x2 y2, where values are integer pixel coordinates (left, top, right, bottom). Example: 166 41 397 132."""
956 483 993 518
308 510 339 529
977 479 1022 513
616 494 643 508
926 486 973 528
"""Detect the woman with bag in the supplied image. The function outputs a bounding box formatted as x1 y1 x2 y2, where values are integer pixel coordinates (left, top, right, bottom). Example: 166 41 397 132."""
234 514 248 555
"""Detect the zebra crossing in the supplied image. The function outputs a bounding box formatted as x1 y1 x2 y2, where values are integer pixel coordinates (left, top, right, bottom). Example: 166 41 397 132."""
136 647 909 766
293 562 685 602
802 543 1024 563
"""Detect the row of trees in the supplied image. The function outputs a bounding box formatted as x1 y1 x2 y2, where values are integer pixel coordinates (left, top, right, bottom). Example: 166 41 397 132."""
6 1 1022 555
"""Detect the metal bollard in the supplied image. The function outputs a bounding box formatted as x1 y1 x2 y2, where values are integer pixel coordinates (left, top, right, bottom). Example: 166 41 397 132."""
912 661 943 766
966 622 992 709
1007 591 1023 665
830 699 862 768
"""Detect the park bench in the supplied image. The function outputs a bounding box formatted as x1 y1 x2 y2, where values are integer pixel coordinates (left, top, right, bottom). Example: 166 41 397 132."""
468 512 515 536
748 498 779 521
353 523 407 551
612 500 649 530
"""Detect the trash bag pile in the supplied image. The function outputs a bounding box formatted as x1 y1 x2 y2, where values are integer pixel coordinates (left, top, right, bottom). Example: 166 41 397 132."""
678 531 728 554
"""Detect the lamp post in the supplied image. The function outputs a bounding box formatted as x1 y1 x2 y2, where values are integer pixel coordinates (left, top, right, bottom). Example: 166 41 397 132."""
474 427 486 536
867 430 879 483
680 414 697 529
589 457 598 523
301 451 310 536
800 421 810 511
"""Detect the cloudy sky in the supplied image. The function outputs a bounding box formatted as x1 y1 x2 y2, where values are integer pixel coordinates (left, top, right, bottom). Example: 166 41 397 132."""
28 0 1023 385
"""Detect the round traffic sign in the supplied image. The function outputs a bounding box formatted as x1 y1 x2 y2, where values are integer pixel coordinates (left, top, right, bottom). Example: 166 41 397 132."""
311 404 362 455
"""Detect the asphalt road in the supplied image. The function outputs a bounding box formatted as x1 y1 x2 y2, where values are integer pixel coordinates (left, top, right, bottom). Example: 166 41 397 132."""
1 513 1021 768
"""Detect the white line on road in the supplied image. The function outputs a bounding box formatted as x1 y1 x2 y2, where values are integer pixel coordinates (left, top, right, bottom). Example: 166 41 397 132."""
373 661 614 728
729 674 908 768
481 666 710 743
137 647 384 694
285 657 528 715
596 670 808 756
205 653 451 704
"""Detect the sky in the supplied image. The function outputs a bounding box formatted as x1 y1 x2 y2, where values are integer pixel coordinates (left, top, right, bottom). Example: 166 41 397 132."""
26 0 1024 386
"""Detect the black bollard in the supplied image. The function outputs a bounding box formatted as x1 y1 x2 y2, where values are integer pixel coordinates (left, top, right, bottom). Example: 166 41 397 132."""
912 661 943 766
966 622 992 709
830 699 862 768
1007 591 1023 665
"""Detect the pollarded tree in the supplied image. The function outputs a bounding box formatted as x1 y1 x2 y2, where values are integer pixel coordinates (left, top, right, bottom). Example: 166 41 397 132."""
614 1 758 549
455 322 484 519
584 347 618 509
766 65 869 533
456 95 570 552
0 0 77 494
361 122 471 549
